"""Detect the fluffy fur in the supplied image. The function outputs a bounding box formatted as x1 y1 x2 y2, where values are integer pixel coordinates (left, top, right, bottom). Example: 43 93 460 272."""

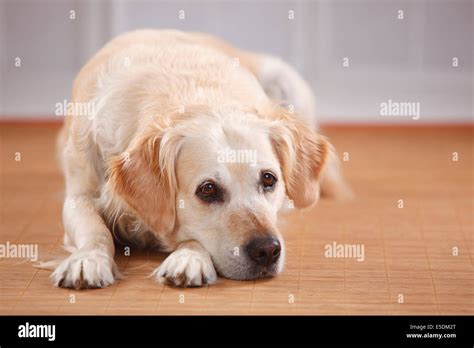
49 29 347 289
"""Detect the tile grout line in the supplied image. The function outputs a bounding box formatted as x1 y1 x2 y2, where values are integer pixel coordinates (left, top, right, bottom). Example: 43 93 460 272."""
419 206 441 315
381 213 393 313
10 267 40 314
452 191 474 268
103 255 131 314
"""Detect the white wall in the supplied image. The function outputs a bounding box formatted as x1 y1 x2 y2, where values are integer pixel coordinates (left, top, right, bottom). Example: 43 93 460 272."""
0 0 472 124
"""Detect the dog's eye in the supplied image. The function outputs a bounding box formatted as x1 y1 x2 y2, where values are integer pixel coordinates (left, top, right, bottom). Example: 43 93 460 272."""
200 182 216 196
261 171 277 190
196 181 221 203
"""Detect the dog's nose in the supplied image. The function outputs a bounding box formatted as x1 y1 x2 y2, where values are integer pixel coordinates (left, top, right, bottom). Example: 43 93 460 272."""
246 237 281 267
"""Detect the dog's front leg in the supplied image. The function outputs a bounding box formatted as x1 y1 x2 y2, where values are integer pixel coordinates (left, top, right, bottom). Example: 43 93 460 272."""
52 140 119 290
51 194 119 289
152 240 217 287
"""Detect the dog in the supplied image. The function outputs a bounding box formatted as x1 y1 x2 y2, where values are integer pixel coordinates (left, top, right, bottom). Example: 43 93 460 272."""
50 29 348 289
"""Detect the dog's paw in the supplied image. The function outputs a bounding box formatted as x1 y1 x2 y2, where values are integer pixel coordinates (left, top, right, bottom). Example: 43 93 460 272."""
51 248 119 289
152 248 217 287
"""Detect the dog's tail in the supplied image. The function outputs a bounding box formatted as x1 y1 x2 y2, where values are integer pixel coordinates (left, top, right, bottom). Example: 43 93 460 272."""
319 144 354 201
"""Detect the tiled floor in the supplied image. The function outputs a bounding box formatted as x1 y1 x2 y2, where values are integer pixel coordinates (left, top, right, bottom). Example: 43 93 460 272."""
1 124 472 314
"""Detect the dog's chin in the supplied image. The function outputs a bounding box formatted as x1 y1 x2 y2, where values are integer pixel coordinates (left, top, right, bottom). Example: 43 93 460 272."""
216 261 283 281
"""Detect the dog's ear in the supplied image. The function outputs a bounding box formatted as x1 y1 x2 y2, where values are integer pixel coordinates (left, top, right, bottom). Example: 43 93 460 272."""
267 107 331 209
107 127 181 234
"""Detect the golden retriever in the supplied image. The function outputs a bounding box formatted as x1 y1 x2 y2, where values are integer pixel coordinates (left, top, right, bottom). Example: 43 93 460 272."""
50 29 347 289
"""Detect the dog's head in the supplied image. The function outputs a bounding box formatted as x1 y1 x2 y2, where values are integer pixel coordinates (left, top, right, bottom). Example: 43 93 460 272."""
109 104 331 280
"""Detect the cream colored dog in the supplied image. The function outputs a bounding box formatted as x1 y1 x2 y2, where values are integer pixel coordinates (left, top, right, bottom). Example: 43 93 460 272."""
51 29 346 289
